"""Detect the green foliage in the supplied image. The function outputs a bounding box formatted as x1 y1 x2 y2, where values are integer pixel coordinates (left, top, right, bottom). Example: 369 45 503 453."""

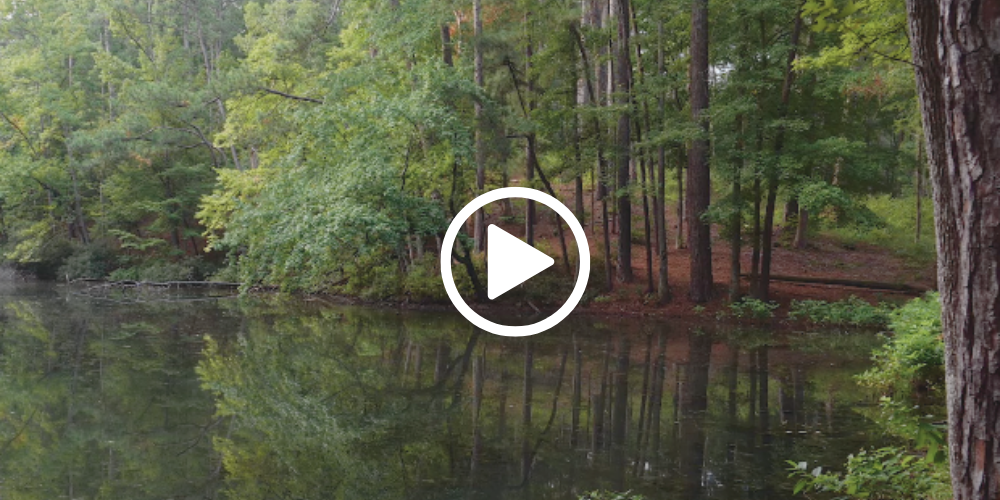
788 447 950 500
107 259 200 282
789 296 894 327
57 242 118 280
789 294 949 500
728 297 779 320
829 194 937 266
857 293 943 394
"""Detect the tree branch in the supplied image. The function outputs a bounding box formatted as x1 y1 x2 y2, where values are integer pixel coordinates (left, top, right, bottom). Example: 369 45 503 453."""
259 87 324 104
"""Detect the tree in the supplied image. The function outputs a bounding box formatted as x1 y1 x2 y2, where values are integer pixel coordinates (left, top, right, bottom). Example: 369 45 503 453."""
906 1 1000 499
687 0 712 302
614 0 633 283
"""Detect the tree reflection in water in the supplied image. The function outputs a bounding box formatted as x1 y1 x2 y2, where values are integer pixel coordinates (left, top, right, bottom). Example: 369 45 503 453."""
0 285 884 500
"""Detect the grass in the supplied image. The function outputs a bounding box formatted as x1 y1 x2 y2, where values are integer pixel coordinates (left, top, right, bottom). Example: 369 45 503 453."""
826 194 936 267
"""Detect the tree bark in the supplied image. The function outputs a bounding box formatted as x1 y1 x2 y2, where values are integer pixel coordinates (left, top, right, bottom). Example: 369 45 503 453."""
656 22 670 303
793 207 808 249
614 0 633 283
525 33 537 247
906 1 1000 499
756 7 802 302
473 0 487 252
687 0 712 302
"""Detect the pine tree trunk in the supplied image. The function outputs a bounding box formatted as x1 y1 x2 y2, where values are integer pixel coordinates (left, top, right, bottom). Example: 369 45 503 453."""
906 1 1000 499
687 0 712 302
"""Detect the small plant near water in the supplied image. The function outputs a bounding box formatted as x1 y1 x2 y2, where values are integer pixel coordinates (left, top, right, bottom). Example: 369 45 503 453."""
579 492 645 500
858 293 944 395
789 293 949 500
789 296 894 327
728 297 779 320
787 447 950 500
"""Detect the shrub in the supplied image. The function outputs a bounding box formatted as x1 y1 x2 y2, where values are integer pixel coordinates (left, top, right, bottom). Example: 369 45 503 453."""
858 293 943 395
789 296 894 328
788 447 950 500
729 297 778 320
58 242 118 280
108 259 198 282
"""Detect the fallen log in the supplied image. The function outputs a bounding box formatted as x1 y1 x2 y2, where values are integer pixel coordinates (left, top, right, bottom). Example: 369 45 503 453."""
73 279 244 289
741 274 931 294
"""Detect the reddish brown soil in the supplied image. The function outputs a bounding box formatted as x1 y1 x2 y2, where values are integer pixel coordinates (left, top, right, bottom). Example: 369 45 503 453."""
486 180 937 320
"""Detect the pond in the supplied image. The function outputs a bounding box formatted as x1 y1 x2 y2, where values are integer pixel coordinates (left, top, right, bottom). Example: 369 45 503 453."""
0 283 885 499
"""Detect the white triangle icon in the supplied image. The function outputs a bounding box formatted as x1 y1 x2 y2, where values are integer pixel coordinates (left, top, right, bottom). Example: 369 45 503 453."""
487 224 555 300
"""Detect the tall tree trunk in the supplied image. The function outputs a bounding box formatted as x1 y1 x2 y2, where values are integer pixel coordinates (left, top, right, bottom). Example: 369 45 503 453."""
440 24 453 67
614 0 633 283
915 133 924 243
687 0 712 302
676 147 685 249
756 8 802 302
473 0 486 252
525 33 537 247
730 149 742 301
656 22 670 303
907 1 1000 499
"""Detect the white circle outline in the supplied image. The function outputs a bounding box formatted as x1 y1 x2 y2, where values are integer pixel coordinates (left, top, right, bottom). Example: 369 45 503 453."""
440 187 590 337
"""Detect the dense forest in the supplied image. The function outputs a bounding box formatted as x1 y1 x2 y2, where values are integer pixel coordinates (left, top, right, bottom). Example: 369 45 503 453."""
0 0 930 302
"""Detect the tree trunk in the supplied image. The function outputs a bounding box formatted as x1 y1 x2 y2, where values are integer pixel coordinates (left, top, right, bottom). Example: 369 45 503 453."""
906 1 1000 499
687 0 712 302
793 207 808 249
440 24 453 67
614 0 633 283
473 0 486 252
756 8 802 302
750 176 762 292
730 164 742 301
656 22 670 304
676 147 685 249
525 35 537 247
915 133 924 243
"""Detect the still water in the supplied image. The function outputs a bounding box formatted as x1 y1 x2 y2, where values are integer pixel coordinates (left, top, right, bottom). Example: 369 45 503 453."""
0 283 884 499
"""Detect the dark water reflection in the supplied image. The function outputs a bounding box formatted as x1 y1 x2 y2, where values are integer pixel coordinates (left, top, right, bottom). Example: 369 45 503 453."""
0 284 883 499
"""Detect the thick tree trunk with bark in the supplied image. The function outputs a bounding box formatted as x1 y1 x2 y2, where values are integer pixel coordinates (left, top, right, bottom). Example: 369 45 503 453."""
687 0 712 302
907 1 1000 499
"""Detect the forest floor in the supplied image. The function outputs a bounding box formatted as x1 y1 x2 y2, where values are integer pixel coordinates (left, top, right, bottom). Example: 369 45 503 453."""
478 179 938 320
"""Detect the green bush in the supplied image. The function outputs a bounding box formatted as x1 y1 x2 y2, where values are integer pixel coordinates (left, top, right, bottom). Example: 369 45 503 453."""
788 447 950 500
728 297 778 320
108 259 198 282
789 296 894 327
858 293 943 395
58 243 118 280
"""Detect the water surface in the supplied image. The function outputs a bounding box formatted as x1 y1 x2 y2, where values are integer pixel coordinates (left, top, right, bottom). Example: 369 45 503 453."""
0 283 883 499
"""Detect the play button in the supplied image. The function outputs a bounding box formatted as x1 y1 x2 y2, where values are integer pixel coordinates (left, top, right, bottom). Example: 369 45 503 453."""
487 224 554 300
440 187 590 337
